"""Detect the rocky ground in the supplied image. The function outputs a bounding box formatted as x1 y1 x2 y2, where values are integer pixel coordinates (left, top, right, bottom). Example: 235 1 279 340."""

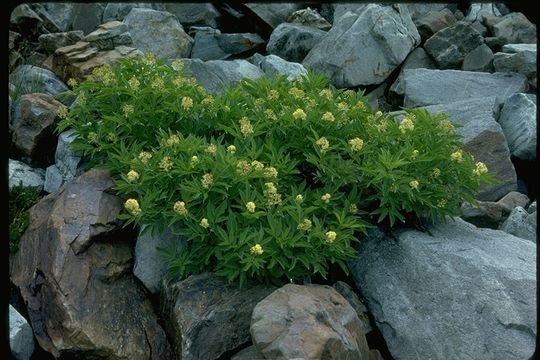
8 3 537 360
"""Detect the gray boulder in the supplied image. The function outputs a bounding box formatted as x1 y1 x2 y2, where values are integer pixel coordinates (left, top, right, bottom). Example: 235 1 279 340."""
244 3 304 28
405 3 457 21
303 4 420 87
320 3 370 24
190 27 265 61
413 8 457 41
38 31 84 55
124 8 193 60
82 21 133 51
9 159 45 192
490 12 537 44
182 59 264 94
497 191 531 214
528 201 537 214
161 273 275 360
349 218 536 360
102 3 162 22
163 3 220 29
493 45 536 88
267 23 326 63
402 68 528 107
462 43 494 72
287 7 332 31
500 207 537 242
43 165 63 194
9 305 35 360
497 93 537 160
464 3 501 22
9 65 68 98
389 47 437 97
42 3 75 32
424 21 484 69
259 54 307 81
332 281 373 334
44 128 84 193
71 3 105 34
461 201 504 229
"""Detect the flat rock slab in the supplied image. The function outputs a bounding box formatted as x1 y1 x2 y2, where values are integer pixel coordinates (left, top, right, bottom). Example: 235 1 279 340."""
349 218 536 360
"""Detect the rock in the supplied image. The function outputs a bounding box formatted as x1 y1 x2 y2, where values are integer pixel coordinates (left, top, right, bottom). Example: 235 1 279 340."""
287 7 332 31
10 169 172 358
500 207 537 242
43 165 63 194
497 93 537 160
470 20 488 36
244 3 304 28
259 54 307 81
124 8 193 60
493 47 536 88
29 3 62 33
134 226 184 294
161 273 275 360
190 27 265 61
331 3 371 22
405 3 456 21
163 3 220 29
38 31 84 55
528 201 537 214
182 58 264 94
332 281 373 334
462 43 494 71
464 3 501 22
82 21 132 51
497 191 531 214
10 4 44 38
303 4 420 87
502 43 537 53
461 201 504 228
389 47 437 97
402 69 528 107
9 304 35 360
10 93 63 167
251 283 370 359
9 31 21 51
71 3 105 34
490 12 537 44
424 21 484 69
217 32 265 56
413 8 457 41
8 159 45 192
231 345 264 360
41 3 75 32
54 129 83 181
266 23 326 63
102 3 161 22
9 65 68 98
349 218 536 360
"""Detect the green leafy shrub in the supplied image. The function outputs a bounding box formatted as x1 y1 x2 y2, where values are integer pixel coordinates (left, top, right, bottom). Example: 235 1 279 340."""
9 184 41 253
57 53 496 285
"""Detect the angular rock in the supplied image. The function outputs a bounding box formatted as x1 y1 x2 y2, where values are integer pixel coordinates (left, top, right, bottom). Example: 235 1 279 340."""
102 3 161 22
41 3 75 32
43 165 63 194
331 3 370 23
218 32 265 56
71 3 105 34
9 65 68 98
9 304 35 360
502 43 537 53
10 4 44 38
134 226 184 294
259 54 307 81
287 7 332 31
304 4 420 87
8 159 45 192
389 47 437 97
244 3 304 28
124 8 193 60
491 12 537 44
528 201 537 214
424 21 484 69
38 31 84 55
163 3 220 29
332 281 373 334
498 93 537 160
191 27 265 61
251 284 370 359
9 30 21 51
10 93 63 167
464 3 501 22
54 129 83 180
231 345 264 360
493 47 536 88
182 58 264 94
461 201 504 229
462 43 494 72
405 3 456 21
500 207 537 242
10 169 171 358
267 23 326 63
29 3 62 33
402 69 528 107
497 191 531 214
413 8 457 41
349 218 536 360
161 273 275 360
82 21 132 51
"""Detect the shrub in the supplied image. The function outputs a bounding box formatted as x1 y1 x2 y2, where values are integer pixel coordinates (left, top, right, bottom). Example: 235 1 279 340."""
57 54 496 285
9 184 41 253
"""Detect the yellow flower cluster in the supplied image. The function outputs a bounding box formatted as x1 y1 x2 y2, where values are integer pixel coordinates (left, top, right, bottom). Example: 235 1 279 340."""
127 170 139 182
172 76 185 87
106 132 117 142
322 112 335 122
251 160 264 170
297 218 312 232
321 193 331 203
250 243 264 256
319 88 332 99
122 104 134 117
354 101 366 110
292 108 307 120
237 160 251 175
125 198 141 216
264 167 278 178
411 149 419 159
337 102 349 110
182 96 194 110
191 155 199 167
432 168 441 177
201 173 213 189
87 132 98 144
142 52 155 65
171 59 184 71
288 87 305 99
139 151 152 164
239 117 254 136
57 105 68 119
67 78 78 88
200 218 209 228
166 134 180 146
76 93 86 105
206 144 217 154
437 199 447 208
173 201 188 216
325 231 337 244
439 119 455 132
128 76 140 91
399 116 415 133
409 179 420 190
343 89 355 98
473 162 488 176
269 89 279 100
450 150 463 162
349 204 358 214
201 95 214 106
349 138 364 152
151 77 164 90
159 156 173 171
246 201 256 213
265 182 282 206
316 137 330 152
90 64 115 84
375 121 387 132
227 145 236 153
295 194 304 203
264 108 277 121
255 98 264 106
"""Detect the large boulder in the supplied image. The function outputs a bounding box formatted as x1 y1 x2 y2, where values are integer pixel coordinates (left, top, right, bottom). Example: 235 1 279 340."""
500 207 537 242
9 304 35 360
163 3 220 29
413 8 457 41
489 12 537 44
461 43 494 72
258 54 307 81
38 31 84 55
244 3 304 28
102 3 162 23
71 3 105 34
9 159 45 192
190 27 265 61
9 169 171 359
497 93 536 161
266 23 326 63
9 65 68 98
181 58 264 94
389 47 437 97
161 273 275 360
304 4 420 87
287 7 332 31
123 8 193 59
43 129 84 193
493 44 536 88
349 218 536 360
250 284 371 359
402 69 528 108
